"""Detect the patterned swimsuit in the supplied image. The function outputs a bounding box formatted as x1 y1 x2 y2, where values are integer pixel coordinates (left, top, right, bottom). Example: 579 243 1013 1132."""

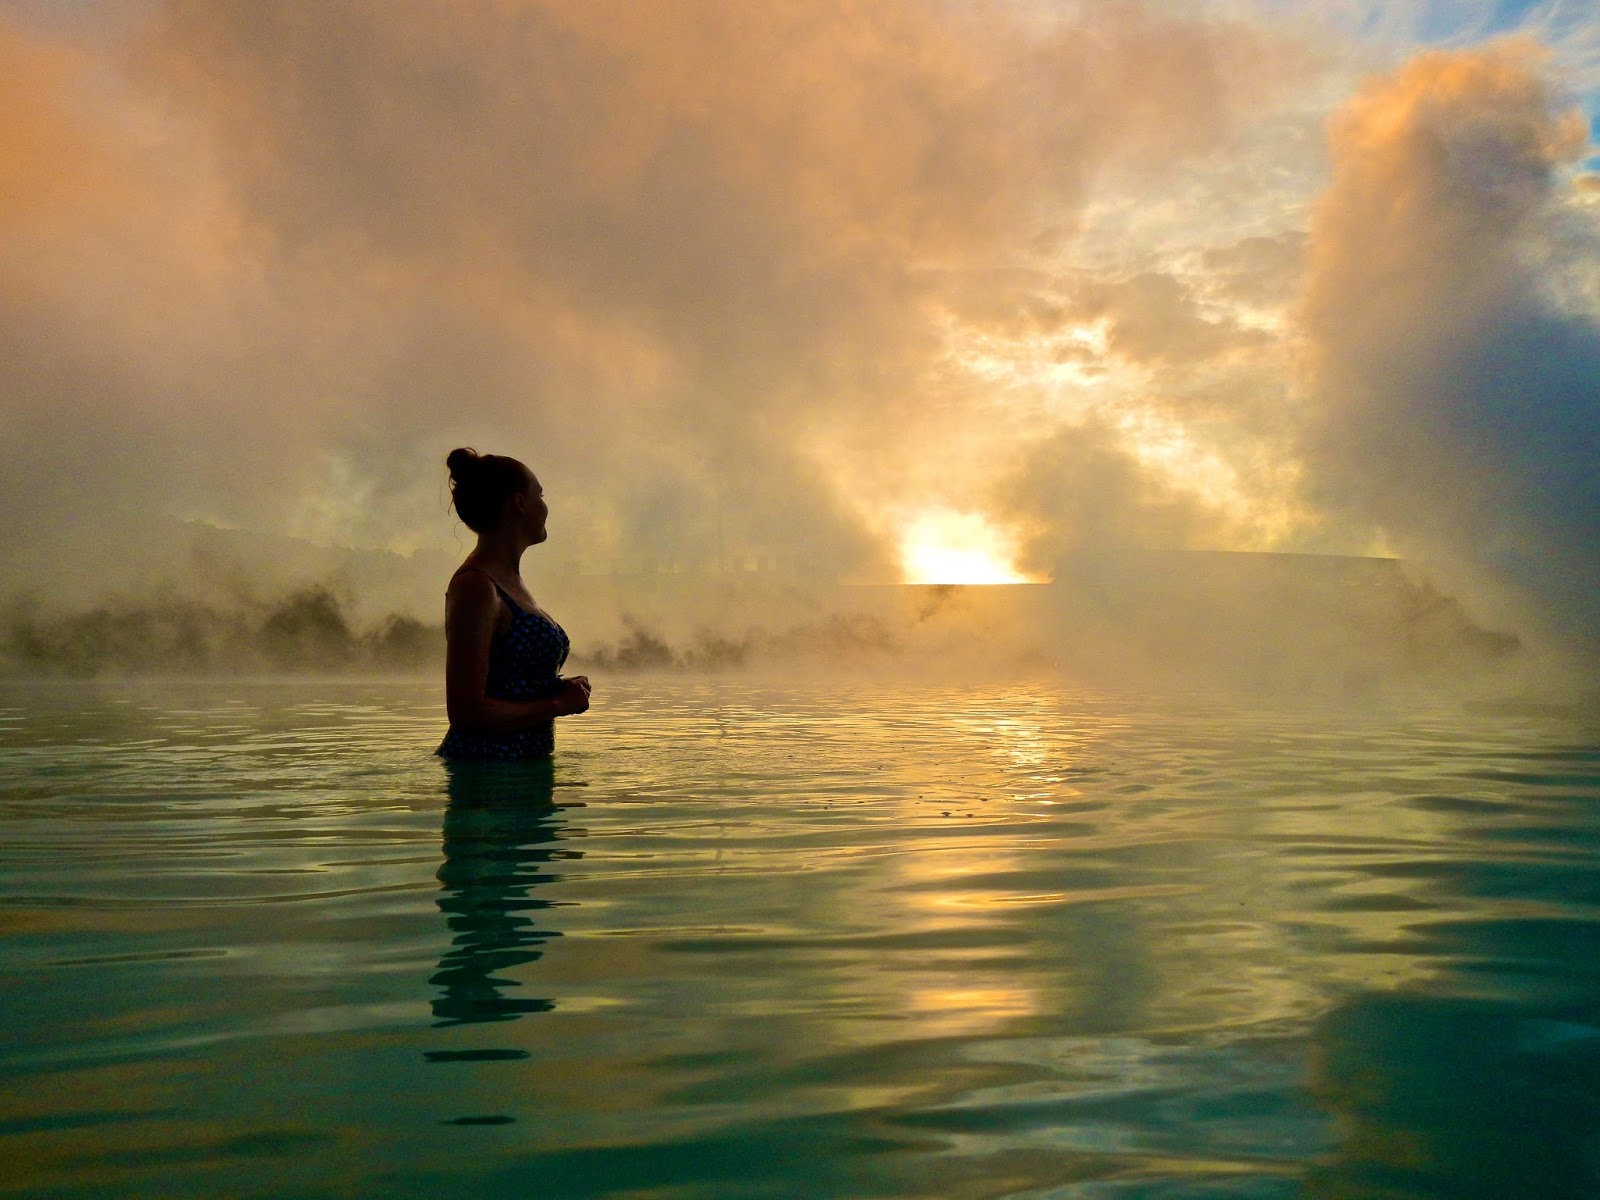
437 573 571 761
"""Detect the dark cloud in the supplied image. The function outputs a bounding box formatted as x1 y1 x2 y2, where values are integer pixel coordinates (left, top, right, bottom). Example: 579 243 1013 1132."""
1299 39 1600 664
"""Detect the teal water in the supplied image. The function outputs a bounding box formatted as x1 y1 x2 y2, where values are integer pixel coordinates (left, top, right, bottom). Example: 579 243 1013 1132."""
1 679 1598 1199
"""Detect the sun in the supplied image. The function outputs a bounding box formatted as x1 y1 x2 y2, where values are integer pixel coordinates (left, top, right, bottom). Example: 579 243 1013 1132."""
898 509 1036 585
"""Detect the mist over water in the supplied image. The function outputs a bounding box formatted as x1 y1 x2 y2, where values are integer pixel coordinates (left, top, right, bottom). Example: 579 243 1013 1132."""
1300 39 1600 666
2 553 1527 707
4 14 1600 1196
1 2 1596 681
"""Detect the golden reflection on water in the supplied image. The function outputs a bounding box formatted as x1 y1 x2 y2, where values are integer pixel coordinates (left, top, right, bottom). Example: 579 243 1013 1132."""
902 984 1040 1038
735 686 1322 1047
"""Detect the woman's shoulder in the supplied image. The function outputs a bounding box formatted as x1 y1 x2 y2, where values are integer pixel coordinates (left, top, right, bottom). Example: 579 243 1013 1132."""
447 566 502 606
449 564 495 587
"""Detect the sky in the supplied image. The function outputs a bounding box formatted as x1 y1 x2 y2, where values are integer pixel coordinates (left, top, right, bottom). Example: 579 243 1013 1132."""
0 0 1597 660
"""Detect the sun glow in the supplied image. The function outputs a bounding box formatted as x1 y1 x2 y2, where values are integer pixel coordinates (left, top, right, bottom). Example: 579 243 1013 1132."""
898 509 1036 585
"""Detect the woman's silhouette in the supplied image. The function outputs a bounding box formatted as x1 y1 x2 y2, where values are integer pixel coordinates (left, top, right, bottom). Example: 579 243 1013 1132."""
437 447 590 761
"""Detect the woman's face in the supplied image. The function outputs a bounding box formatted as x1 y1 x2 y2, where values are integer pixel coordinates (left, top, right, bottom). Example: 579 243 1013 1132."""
517 467 549 544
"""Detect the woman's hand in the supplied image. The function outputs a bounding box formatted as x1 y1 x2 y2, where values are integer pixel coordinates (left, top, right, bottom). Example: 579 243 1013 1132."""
554 675 592 716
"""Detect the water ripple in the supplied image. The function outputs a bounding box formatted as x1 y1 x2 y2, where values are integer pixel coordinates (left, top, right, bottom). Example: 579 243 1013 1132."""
2 679 1598 1198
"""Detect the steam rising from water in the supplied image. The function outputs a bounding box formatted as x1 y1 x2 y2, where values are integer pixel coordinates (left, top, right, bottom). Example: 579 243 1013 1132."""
2 560 1520 700
0 4 1596 678
1301 40 1600 668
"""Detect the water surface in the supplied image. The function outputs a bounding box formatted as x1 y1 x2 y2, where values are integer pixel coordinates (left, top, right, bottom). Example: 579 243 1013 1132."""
2 679 1598 1198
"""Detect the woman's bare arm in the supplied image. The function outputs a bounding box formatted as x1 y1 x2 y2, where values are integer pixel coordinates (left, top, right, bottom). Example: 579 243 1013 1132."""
444 572 588 733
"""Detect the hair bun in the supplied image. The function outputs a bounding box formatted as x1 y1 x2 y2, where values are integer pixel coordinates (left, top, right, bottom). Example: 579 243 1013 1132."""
445 447 528 533
445 447 480 479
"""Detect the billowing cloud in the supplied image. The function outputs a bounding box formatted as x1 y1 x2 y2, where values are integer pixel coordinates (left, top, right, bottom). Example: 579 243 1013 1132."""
0 0 1303 604
1298 39 1600 663
3 2 1598 680
1004 419 1227 567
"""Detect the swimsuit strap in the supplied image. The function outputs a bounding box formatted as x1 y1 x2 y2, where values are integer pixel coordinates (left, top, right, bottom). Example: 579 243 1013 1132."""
450 567 529 615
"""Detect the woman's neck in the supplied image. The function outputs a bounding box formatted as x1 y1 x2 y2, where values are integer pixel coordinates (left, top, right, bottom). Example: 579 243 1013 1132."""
469 530 527 578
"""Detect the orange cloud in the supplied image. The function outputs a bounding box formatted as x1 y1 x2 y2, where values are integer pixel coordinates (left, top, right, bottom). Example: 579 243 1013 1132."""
0 1 1313 601
0 25 129 231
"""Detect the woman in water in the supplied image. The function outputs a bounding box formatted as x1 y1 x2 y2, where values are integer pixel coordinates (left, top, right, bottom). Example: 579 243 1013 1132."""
437 448 591 760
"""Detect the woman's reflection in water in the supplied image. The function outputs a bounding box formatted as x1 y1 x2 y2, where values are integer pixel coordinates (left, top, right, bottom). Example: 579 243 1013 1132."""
432 758 583 1027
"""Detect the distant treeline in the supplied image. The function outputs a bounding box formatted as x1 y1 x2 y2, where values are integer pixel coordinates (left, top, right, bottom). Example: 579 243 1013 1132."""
2 587 439 676
0 560 1523 687
0 586 909 678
